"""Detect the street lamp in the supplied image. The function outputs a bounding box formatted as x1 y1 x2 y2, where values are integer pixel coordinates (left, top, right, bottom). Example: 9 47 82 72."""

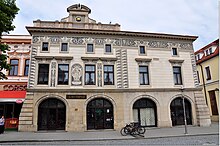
180 86 188 134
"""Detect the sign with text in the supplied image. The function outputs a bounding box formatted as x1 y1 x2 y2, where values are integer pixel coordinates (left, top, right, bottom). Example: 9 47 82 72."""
66 95 87 99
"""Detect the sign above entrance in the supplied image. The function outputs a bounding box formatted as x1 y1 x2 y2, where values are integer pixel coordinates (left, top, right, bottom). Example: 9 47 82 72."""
66 95 87 99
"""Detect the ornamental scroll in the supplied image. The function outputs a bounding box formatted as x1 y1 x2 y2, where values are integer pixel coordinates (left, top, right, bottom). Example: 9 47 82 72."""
71 64 83 86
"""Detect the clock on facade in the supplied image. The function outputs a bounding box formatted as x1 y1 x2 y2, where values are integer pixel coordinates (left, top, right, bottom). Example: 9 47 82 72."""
75 16 81 22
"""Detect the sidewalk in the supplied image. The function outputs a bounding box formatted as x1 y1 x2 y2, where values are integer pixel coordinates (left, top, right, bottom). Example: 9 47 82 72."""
0 122 219 143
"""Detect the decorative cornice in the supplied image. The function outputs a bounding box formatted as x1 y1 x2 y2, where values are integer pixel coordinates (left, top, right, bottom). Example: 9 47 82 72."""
27 87 203 93
35 56 73 60
26 27 198 41
81 56 117 61
135 58 152 62
169 59 184 63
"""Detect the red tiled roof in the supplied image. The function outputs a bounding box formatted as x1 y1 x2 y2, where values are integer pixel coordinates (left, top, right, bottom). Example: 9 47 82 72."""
195 39 219 64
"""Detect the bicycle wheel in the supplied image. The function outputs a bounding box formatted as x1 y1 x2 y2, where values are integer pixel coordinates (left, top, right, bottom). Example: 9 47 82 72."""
120 127 129 136
137 127 146 134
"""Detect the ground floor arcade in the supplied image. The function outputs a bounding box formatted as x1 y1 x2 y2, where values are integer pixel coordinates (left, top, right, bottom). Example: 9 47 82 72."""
18 88 211 132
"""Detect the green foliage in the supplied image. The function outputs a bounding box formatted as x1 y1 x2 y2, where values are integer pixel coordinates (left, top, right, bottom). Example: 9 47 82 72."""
0 0 19 33
0 0 19 80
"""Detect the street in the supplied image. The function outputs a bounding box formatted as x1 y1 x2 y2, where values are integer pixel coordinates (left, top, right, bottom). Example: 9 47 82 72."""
0 134 218 145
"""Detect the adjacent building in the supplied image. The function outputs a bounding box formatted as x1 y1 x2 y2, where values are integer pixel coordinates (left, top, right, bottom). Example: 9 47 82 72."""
0 35 31 130
195 39 219 121
19 4 211 132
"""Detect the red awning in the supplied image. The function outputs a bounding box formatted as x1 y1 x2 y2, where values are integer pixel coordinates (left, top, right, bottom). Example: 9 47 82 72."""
0 91 26 103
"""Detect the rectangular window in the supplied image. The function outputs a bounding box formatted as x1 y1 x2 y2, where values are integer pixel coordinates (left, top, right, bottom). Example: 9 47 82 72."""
105 44 112 53
42 42 49 51
24 59 30 76
9 59 19 76
205 66 211 80
209 48 213 54
173 66 182 85
87 44 94 53
104 65 114 85
58 64 69 85
38 64 49 84
61 43 68 52
139 46 145 54
197 71 200 83
205 49 209 56
172 48 178 55
85 65 95 85
139 66 149 85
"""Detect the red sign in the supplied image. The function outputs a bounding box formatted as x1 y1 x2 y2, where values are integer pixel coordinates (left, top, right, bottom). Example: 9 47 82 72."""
16 99 23 104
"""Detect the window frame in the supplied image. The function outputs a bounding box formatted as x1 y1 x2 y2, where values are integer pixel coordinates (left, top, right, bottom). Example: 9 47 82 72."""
24 59 30 76
58 64 69 85
205 66 211 80
139 65 149 85
172 48 178 56
86 44 94 53
105 44 112 54
104 65 114 85
61 43 68 52
139 46 146 55
9 59 19 76
42 42 49 52
173 66 183 85
37 64 49 85
197 71 200 83
85 64 96 85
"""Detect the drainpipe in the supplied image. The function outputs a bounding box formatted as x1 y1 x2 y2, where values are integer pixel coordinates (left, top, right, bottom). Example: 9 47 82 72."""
199 64 208 105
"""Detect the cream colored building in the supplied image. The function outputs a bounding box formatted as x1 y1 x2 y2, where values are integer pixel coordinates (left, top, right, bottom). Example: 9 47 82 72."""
195 39 219 122
19 4 211 132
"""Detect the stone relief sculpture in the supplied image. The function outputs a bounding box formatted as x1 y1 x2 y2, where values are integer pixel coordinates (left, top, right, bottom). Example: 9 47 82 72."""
71 64 83 86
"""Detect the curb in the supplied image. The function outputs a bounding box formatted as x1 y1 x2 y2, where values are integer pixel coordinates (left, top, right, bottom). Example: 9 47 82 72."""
0 133 218 143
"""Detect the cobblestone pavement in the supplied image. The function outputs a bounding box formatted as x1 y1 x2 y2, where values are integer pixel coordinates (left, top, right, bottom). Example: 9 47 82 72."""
0 122 218 145
0 134 218 145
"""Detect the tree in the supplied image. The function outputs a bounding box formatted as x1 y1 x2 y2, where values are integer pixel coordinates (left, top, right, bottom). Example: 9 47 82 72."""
0 0 19 80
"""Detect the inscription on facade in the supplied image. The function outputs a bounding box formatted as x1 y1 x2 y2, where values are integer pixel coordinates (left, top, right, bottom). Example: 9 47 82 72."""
66 95 87 99
3 84 27 91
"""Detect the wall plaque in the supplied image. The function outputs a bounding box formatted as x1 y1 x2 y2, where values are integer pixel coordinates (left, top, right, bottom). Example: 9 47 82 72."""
66 95 87 99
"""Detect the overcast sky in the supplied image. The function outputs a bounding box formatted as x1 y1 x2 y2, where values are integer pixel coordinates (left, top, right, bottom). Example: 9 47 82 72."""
11 0 218 51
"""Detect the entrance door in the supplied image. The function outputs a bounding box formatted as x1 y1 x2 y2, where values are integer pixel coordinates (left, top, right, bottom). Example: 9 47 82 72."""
38 98 66 130
170 97 192 126
209 90 218 115
87 98 114 130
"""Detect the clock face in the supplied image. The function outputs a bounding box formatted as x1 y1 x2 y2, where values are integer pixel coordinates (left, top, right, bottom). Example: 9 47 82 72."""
75 16 81 22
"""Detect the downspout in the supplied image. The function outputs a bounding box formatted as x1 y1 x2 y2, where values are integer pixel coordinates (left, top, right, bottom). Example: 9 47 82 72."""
199 64 208 105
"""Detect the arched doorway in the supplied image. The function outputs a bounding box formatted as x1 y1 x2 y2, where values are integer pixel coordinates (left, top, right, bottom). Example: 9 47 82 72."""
87 98 114 130
38 98 66 130
133 98 157 127
170 97 192 126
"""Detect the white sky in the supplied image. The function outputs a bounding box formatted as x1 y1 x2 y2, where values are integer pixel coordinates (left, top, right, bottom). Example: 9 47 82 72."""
11 0 218 51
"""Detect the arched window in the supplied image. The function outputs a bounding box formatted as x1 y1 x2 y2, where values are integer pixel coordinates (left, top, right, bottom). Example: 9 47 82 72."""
87 98 113 130
38 98 66 130
170 97 192 126
133 98 157 127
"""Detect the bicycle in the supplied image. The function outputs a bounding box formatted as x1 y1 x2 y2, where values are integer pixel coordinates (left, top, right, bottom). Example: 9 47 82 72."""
120 122 146 136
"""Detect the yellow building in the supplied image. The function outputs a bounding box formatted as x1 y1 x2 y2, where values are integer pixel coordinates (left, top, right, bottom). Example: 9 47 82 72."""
195 39 219 121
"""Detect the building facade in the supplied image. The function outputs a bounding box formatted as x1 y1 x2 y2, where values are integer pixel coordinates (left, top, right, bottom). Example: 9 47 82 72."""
0 35 31 130
19 4 211 132
195 39 219 121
